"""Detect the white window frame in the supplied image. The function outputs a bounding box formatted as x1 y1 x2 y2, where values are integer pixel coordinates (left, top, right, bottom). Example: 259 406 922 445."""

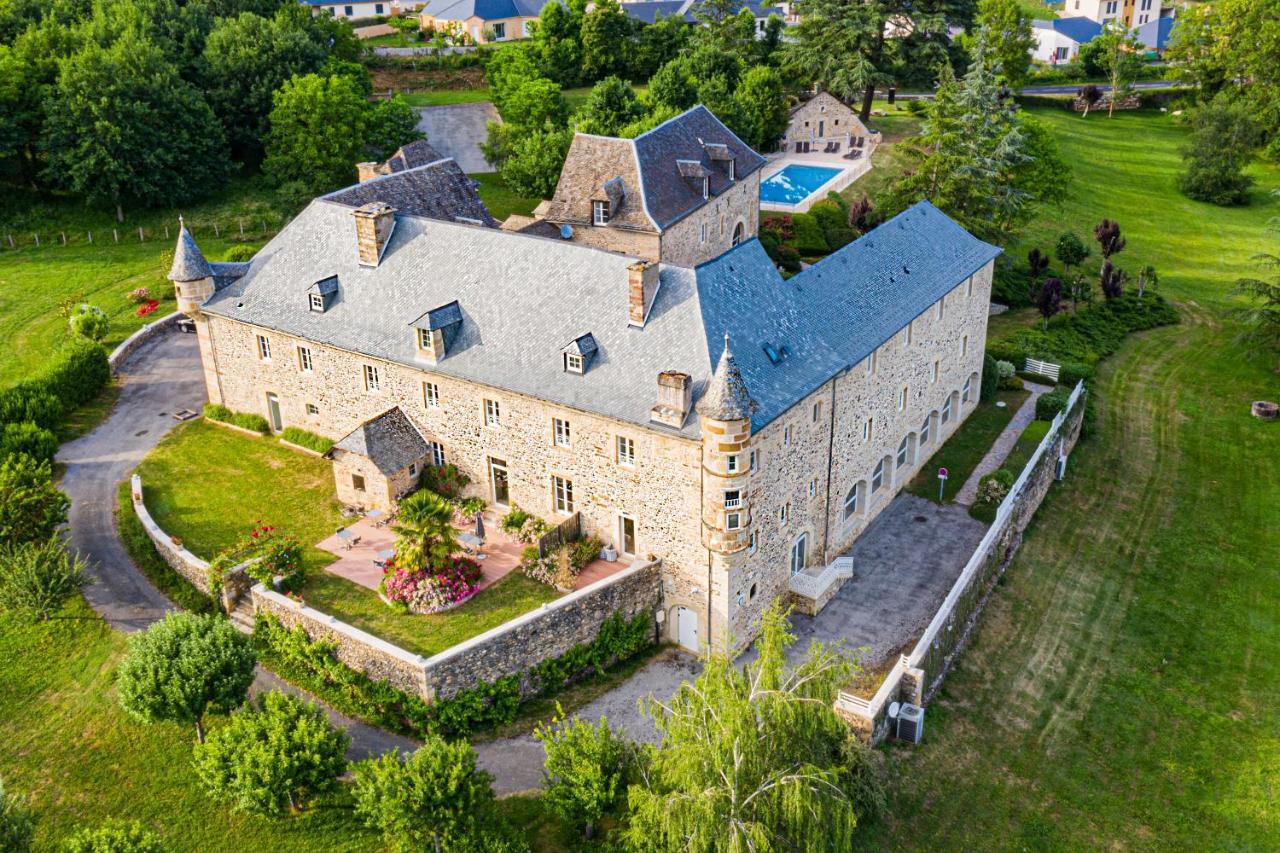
424 381 440 408
553 417 571 448
564 352 584 374
936 299 944 321
408 462 418 478
904 323 913 348
921 413 932 445
865 351 877 376
297 346 312 373
418 327 434 352
552 475 574 514
484 399 500 427
363 363 380 392
780 502 790 525
727 454 738 473
305 403 319 416
702 177 709 200
617 435 635 467
898 386 908 412
897 436 910 469
429 441 445 467
592 200 609 226
726 512 741 530
863 417 873 443
942 397 953 424
872 460 885 493
258 335 271 361
309 293 324 312
843 483 859 520
724 489 742 509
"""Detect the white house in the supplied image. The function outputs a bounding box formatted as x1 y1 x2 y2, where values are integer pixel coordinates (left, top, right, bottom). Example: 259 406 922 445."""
1031 16 1102 63
300 0 425 18
1061 0 1165 28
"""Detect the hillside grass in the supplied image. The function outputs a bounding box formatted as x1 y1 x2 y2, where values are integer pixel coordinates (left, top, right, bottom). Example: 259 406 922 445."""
855 107 1280 848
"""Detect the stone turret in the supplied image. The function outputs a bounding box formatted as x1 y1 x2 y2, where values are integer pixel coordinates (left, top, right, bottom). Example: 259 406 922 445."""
698 334 757 556
168 218 215 317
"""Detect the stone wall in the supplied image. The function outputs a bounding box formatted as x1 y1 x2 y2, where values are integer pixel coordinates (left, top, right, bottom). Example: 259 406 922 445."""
248 558 662 701
109 312 181 373
131 474 214 595
659 173 761 269
784 92 876 147
420 559 662 699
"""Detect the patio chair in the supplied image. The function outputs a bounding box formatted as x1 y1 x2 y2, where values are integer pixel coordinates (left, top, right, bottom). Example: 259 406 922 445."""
831 142 841 153
794 141 803 153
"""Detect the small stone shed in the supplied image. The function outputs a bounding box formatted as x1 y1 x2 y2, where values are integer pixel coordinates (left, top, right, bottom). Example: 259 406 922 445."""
783 91 880 153
326 406 430 512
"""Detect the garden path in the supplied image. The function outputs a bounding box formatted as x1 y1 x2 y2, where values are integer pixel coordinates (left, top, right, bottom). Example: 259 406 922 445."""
953 380 1054 506
58 329 417 760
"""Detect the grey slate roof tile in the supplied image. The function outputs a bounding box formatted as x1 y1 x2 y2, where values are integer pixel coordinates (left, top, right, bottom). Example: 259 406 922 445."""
170 226 213 281
330 406 428 474
323 160 496 227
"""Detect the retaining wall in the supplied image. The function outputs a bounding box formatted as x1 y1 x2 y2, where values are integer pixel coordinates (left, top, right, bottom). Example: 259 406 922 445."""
109 312 181 372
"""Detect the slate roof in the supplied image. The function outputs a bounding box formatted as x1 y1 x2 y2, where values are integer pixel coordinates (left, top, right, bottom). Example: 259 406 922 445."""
384 140 445 173
419 0 553 21
619 0 781 24
330 407 429 475
323 160 496 227
696 337 756 421
169 225 213 282
693 201 1001 430
1040 16 1103 44
211 262 251 291
545 106 767 234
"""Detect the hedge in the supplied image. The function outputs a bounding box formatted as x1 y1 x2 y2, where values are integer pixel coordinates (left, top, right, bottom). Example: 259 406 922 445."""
980 355 1000 403
203 403 270 434
0 386 62 430
253 608 653 739
0 421 57 462
990 293 1178 369
0 338 109 433
789 213 828 255
1035 389 1071 421
280 427 334 454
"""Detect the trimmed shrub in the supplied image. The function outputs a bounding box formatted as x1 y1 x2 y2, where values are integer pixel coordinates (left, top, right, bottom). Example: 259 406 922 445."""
996 293 1178 368
42 338 110 408
221 244 260 262
789 213 828 255
777 244 801 273
279 426 333 454
203 403 232 422
808 200 845 234
1057 360 1092 388
985 339 1028 366
68 303 109 341
0 422 58 463
980 355 1000 403
0 386 62 429
62 820 165 853
824 228 856 251
230 412 271 433
1036 389 1071 421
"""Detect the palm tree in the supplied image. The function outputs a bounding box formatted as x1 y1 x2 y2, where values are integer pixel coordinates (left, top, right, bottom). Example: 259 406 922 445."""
392 490 460 572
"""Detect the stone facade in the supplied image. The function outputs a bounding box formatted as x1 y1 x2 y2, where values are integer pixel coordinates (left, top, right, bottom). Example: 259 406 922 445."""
784 92 880 151
658 173 761 268
331 447 422 512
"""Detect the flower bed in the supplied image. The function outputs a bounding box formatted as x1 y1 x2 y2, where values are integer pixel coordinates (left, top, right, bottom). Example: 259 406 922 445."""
380 555 483 615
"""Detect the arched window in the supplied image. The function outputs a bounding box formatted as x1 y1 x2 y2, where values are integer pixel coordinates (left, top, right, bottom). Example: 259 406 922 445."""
872 459 885 492
843 482 860 519
942 396 953 424
921 413 932 445
897 435 910 468
732 221 745 246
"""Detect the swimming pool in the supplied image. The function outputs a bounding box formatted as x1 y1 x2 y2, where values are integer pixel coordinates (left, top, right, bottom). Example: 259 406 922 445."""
759 164 844 206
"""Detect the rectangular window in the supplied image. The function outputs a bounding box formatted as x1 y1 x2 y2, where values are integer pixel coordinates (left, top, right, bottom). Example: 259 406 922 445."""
961 335 969 358
343 5 352 15
724 489 741 509
779 502 790 525
904 323 913 348
726 512 741 530
749 449 758 473
428 441 445 467
808 478 817 498
306 403 319 416
872 460 885 493
352 473 365 492
702 177 709 200
408 462 418 478
843 482 859 519
897 437 909 468
898 386 908 411
553 417 571 448
748 529 758 554
865 351 877 376
936 299 944 321
700 222 707 244
617 436 635 467
309 293 324 312
418 328 434 352
565 353 585 374
812 401 822 422
258 335 271 361
942 397 953 424
592 200 609 226
423 382 440 408
363 363 379 392
921 413 931 444
297 346 312 373
553 476 574 514
492 21 505 38
863 417 873 442
966 276 974 297
783 425 792 448
727 454 738 473
932 360 940 384
484 399 500 426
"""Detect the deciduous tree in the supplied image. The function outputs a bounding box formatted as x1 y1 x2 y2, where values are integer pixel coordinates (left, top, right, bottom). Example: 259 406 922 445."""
535 711 636 839
262 72 368 195
1036 276 1063 327
194 691 348 815
116 612 256 743
580 0 632 82
575 76 645 136
0 453 69 545
968 0 1035 90
1090 21 1145 118
732 65 789 151
1178 94 1261 206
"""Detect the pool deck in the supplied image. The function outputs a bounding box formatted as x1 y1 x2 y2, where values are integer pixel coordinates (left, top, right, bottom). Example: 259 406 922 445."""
759 153 872 213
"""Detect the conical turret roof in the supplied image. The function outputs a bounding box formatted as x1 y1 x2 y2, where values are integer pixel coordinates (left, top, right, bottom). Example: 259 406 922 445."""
168 219 212 282
696 334 756 422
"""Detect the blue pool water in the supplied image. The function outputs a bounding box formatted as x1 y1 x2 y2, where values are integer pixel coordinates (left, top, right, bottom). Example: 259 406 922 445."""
759 164 844 205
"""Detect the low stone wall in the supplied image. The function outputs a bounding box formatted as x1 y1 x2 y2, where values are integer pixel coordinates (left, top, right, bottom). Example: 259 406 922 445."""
109 312 181 372
421 560 663 700
836 383 1088 742
130 473 213 595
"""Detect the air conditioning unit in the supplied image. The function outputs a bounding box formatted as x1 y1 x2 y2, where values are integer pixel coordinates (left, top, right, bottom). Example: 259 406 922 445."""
896 703 925 743
1055 454 1068 481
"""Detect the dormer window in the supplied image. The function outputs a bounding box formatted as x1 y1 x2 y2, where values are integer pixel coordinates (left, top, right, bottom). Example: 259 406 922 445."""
410 301 462 364
562 333 597 374
309 293 324 312
418 327 434 352
307 275 338 312
593 200 609 226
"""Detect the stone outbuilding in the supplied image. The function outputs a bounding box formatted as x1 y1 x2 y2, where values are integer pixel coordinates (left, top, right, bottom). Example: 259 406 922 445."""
327 407 432 511
782 92 880 155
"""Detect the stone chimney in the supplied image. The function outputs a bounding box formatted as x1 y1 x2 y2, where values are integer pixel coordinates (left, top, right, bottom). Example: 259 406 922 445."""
650 371 692 428
356 162 382 183
628 260 660 327
353 201 396 267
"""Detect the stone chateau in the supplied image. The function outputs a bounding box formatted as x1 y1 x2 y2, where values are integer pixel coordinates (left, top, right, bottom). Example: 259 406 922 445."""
168 107 999 653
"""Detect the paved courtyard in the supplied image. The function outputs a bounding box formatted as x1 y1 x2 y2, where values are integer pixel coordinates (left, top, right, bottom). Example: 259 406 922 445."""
415 102 498 173
788 492 988 674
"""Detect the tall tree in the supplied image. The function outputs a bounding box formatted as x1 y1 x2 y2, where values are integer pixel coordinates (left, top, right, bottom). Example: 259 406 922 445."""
575 76 645 136
633 11 688 79
580 0 632 82
968 0 1035 90
733 65 789 151
1090 21 1145 117
625 605 864 851
200 9 329 160
883 30 1031 242
1035 276 1063 328
40 30 228 221
1178 93 1261 206
392 488 462 573
0 453 69 546
531 0 584 87
535 714 636 840
262 72 368 195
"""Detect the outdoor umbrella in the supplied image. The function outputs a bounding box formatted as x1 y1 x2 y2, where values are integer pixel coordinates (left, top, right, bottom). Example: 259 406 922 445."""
474 512 485 541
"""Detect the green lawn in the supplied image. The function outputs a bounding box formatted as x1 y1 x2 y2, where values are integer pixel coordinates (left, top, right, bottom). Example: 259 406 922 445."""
1000 417 1051 475
134 419 559 658
856 109 1280 847
0 597 571 851
905 387 1030 503
400 87 493 107
471 172 541 220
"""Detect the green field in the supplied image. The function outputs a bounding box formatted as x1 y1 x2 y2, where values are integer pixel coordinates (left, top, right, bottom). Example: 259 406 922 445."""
855 110 1280 847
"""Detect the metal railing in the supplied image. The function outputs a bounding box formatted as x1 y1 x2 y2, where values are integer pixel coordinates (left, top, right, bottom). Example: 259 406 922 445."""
789 555 854 599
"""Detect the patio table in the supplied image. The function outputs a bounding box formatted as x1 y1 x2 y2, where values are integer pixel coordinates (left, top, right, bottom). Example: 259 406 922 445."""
457 532 484 553
377 549 395 561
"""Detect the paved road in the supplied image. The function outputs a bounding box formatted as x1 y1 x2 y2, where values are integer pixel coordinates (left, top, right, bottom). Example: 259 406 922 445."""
898 80 1183 100
57 329 416 760
415 102 499 173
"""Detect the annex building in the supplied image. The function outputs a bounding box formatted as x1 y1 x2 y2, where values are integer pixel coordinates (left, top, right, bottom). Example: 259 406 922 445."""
169 107 999 653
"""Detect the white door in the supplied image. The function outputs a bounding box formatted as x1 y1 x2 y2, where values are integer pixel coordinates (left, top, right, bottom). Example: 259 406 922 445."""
676 607 698 652
618 514 636 557
790 533 808 576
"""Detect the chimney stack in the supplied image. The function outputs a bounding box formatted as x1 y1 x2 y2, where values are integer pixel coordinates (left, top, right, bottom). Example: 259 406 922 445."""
627 260 659 327
356 162 382 183
353 201 396 267
650 371 692 428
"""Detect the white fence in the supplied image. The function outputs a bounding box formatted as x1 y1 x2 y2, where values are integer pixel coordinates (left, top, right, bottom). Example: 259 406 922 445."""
836 380 1086 735
1024 357 1060 382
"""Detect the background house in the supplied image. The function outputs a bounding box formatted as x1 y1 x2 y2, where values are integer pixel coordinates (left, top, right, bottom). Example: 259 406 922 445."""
300 0 423 19
1031 16 1102 63
418 0 554 42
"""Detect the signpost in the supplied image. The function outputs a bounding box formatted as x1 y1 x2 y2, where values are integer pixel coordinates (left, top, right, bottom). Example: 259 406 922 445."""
937 467 948 502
